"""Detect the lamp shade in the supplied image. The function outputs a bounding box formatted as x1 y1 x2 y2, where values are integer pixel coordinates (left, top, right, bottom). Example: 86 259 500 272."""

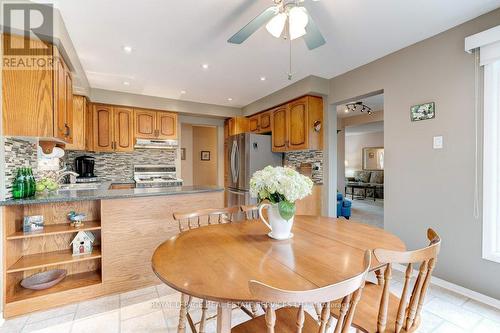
266 13 287 38
288 7 308 40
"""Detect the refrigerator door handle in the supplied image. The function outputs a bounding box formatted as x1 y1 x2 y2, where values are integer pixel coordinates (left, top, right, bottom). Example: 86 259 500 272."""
227 189 246 196
230 140 238 183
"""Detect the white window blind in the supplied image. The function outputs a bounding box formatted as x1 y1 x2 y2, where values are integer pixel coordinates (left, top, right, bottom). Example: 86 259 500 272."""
466 25 500 263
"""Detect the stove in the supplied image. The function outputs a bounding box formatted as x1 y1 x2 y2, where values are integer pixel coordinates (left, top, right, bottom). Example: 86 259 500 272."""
133 165 183 188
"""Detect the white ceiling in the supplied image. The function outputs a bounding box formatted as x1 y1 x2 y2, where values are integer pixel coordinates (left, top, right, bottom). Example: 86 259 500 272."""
46 0 500 108
345 121 384 136
337 94 384 118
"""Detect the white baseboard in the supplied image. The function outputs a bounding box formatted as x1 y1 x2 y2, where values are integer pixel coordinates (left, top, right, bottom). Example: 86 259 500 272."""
392 263 500 310
0 312 4 327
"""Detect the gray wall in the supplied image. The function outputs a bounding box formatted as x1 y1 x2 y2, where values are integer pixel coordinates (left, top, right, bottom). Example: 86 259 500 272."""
328 8 500 298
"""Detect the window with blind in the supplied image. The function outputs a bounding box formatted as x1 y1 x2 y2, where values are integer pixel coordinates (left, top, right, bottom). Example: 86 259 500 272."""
466 26 500 263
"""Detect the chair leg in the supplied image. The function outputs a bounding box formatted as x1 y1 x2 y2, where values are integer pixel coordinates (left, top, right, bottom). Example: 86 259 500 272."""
178 293 189 333
199 299 208 333
250 303 259 317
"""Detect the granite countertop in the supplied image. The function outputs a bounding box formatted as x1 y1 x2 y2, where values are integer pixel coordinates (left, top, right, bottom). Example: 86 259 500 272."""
0 181 224 206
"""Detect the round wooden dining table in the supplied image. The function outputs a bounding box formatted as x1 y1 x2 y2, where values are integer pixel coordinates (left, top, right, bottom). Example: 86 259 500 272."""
152 215 405 333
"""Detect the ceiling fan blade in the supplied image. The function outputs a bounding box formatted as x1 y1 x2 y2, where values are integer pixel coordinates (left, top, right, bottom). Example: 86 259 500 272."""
303 14 326 50
228 6 278 44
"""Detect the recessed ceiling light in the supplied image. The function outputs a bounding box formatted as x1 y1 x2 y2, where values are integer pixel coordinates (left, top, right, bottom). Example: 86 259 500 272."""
202 64 209 69
227 98 233 101
123 46 133 54
123 81 130 86
180 90 187 94
260 76 266 81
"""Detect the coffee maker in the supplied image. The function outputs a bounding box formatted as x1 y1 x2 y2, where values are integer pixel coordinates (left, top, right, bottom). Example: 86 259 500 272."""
74 156 97 182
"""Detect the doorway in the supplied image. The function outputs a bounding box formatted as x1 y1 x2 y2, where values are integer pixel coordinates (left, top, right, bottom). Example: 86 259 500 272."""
180 124 218 186
337 93 384 228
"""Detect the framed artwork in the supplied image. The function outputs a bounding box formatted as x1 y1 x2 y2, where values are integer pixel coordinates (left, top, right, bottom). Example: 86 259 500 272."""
411 102 435 122
181 148 186 160
362 147 384 171
201 151 210 161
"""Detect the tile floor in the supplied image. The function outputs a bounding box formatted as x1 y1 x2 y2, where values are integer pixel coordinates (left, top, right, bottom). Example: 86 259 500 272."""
1 269 499 333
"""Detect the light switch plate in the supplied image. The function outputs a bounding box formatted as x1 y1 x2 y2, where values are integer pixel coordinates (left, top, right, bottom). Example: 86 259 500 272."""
433 136 443 149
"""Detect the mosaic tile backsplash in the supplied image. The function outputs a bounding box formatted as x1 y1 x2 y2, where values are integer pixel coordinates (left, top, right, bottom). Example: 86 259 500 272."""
284 150 323 185
4 137 38 199
63 149 177 182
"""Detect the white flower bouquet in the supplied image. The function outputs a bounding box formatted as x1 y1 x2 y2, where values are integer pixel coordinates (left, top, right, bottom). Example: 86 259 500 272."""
250 166 313 220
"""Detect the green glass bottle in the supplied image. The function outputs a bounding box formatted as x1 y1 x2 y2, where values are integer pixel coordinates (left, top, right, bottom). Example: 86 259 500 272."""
23 168 31 198
27 168 36 197
12 168 25 199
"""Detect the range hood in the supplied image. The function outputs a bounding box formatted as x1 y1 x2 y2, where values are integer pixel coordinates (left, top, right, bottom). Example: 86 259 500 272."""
134 139 178 149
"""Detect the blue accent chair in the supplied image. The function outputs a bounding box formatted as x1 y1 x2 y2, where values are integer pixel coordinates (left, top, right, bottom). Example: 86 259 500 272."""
337 193 352 219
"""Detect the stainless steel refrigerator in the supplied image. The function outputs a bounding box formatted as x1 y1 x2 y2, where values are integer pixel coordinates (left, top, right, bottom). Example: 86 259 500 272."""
225 133 283 207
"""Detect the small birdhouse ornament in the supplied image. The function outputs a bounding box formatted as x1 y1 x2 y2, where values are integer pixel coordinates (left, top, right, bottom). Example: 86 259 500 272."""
70 231 95 256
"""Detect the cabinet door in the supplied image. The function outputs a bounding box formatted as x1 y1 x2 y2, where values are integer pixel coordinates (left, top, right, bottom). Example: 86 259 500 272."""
134 109 156 138
113 107 134 151
248 115 259 133
64 70 73 144
157 112 177 139
259 111 272 133
288 98 309 150
54 56 67 141
272 106 288 152
93 104 114 152
2 34 54 137
86 102 94 151
66 95 86 150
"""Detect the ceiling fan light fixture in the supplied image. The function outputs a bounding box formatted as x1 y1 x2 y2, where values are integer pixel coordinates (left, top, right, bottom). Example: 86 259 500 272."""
266 12 287 38
288 7 309 40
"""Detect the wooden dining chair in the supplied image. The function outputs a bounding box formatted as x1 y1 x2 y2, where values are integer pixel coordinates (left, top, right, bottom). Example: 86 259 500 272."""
240 204 260 220
330 229 441 333
232 250 371 333
172 206 248 333
173 206 240 232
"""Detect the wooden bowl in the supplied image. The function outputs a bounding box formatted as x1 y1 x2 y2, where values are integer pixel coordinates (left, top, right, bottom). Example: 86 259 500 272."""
21 269 67 290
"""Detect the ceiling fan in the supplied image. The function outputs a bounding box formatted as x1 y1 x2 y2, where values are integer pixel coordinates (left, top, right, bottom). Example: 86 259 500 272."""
228 0 326 50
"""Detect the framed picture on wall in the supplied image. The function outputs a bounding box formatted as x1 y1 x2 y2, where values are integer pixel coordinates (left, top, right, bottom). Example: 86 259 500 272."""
201 151 210 161
410 102 435 121
181 148 186 160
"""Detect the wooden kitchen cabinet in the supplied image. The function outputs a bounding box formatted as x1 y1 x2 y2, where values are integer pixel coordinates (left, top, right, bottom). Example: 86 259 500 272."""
134 109 156 139
93 105 114 152
271 106 288 152
113 107 134 151
157 112 177 139
93 104 134 152
66 95 87 150
2 34 73 142
248 111 272 134
134 109 178 140
271 96 323 152
259 110 272 132
86 102 94 151
248 114 259 132
225 117 248 138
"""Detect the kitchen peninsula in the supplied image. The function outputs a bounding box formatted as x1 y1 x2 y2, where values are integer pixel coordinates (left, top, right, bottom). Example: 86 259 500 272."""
1 185 223 318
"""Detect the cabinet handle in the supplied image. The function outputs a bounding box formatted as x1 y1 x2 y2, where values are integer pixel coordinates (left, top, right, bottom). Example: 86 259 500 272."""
64 124 70 137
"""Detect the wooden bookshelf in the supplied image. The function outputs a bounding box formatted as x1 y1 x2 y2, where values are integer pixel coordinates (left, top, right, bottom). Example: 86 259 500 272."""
7 246 102 273
6 221 101 240
6 270 102 303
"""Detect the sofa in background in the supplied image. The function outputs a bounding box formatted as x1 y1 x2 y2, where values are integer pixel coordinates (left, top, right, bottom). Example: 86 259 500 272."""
337 193 352 219
345 170 384 199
